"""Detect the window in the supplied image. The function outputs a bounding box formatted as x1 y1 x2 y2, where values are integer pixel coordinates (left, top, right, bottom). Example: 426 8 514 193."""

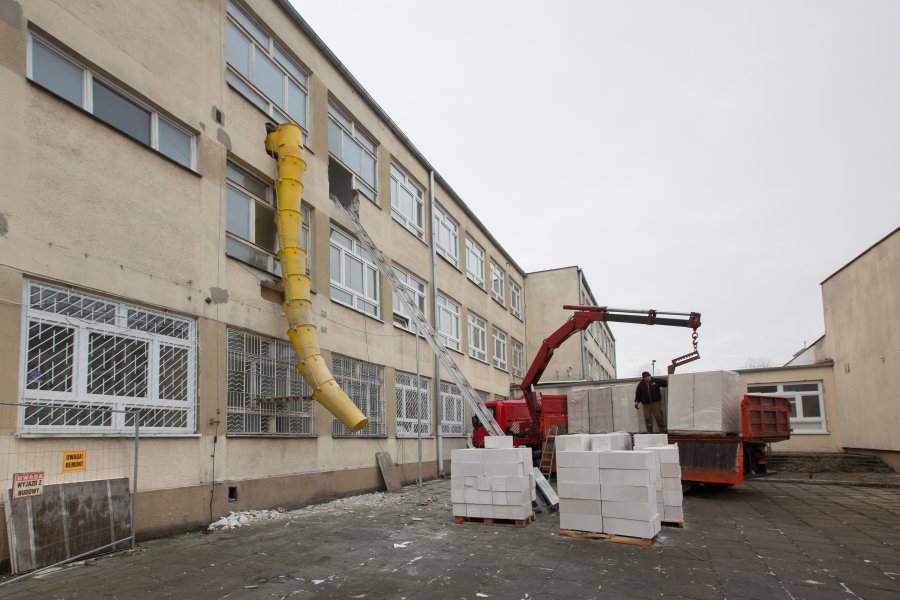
226 329 315 435
390 164 425 239
509 280 522 318
747 381 826 433
436 294 461 352
433 204 459 267
226 1 308 132
331 355 385 436
328 101 377 202
20 281 196 434
492 327 508 371
490 261 505 304
28 35 195 169
226 162 277 275
467 312 488 362
465 238 485 288
395 371 432 437
439 381 465 437
511 338 525 380
392 265 426 333
330 228 380 318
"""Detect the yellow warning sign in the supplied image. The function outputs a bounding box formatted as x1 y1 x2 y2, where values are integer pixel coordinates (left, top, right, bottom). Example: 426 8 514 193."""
63 450 87 472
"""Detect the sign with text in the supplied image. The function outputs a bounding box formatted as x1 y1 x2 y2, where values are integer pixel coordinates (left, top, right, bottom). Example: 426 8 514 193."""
62 450 87 472
12 472 44 498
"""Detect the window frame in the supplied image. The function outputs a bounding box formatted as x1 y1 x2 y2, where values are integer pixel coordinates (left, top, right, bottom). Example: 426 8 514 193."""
331 355 386 437
747 381 827 433
511 337 525 380
225 328 316 436
330 227 381 319
436 293 461 352
395 371 433 437
467 312 488 363
328 100 378 203
490 261 505 305
392 264 427 333
433 203 460 268
225 0 309 134
19 280 197 435
439 381 465 437
509 279 522 318
465 237 486 288
390 163 425 239
27 33 196 170
492 327 508 371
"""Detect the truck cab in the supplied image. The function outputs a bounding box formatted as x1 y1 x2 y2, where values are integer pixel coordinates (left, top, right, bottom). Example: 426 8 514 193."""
472 395 569 463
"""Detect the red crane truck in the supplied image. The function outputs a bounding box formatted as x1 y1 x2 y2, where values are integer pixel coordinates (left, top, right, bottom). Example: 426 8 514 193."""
472 305 792 488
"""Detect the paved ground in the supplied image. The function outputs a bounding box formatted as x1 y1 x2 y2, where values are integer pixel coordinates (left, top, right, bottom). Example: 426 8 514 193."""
1 477 898 600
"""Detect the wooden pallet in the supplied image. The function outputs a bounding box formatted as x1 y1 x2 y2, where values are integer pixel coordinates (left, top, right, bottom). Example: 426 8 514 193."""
456 513 535 527
661 519 685 528
559 528 653 547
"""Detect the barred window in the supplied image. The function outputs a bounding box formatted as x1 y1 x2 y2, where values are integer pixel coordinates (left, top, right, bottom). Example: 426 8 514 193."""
439 381 465 437
21 281 196 434
226 329 315 436
395 371 432 437
331 355 386 437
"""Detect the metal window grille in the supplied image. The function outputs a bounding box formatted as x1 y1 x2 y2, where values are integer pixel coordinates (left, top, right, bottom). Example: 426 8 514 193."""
225 329 315 436
477 390 491 404
331 355 386 437
20 281 197 434
395 371 432 437
439 381 465 437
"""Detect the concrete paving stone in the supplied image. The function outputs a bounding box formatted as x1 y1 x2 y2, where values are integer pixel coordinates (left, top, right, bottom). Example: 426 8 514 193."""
839 583 900 599
781 582 857 600
720 578 792 600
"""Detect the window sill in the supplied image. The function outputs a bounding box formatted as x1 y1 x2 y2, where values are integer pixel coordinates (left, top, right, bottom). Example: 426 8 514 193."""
467 276 487 292
225 434 318 439
789 430 830 435
391 214 428 245
17 432 201 439
469 355 489 365
329 293 383 323
333 435 389 439
436 252 461 272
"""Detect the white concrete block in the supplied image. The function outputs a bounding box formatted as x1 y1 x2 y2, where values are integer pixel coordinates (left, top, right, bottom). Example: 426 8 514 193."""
557 450 601 468
465 489 493 504
660 463 682 478
557 466 601 485
451 476 465 489
633 434 669 449
667 371 744 433
645 445 680 464
560 513 603 533
483 462 524 477
482 448 526 463
663 505 684 521
598 469 652 486
451 448 485 463
557 481 603 500
484 435 513 449
611 384 646 433
506 490 527 505
588 387 615 433
475 476 492 491
450 489 465 503
600 484 655 503
464 476 477 488
602 500 658 521
597 450 654 470
555 434 592 452
662 477 682 492
452 503 468 517
559 498 603 516
663 489 684 506
467 504 494 519
567 389 590 434
603 516 661 539
452 462 484 477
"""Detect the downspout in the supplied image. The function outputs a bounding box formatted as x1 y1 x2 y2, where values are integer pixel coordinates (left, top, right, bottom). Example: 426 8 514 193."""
265 123 367 431
429 170 444 476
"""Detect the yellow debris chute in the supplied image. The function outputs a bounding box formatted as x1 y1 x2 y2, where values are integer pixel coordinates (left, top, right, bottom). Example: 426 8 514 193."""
264 123 368 432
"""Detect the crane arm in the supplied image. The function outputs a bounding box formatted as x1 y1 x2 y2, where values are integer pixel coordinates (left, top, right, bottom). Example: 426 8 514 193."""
519 306 701 425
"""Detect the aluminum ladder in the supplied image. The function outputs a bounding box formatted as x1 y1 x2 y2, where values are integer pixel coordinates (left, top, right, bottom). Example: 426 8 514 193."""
539 425 559 476
331 194 504 437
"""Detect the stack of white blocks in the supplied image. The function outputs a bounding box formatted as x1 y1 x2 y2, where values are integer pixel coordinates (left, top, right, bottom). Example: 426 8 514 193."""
634 433 684 523
450 436 534 521
556 433 661 539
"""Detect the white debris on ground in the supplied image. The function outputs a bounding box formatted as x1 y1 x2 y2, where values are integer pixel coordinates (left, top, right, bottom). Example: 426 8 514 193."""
208 491 403 530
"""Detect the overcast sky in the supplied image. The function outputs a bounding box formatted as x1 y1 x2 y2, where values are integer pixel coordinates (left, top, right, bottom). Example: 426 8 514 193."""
291 0 900 377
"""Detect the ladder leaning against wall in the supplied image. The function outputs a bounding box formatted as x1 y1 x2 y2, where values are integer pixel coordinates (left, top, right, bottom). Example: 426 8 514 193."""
331 193 504 437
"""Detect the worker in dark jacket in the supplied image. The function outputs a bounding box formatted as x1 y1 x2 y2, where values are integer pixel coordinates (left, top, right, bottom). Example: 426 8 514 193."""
634 371 668 433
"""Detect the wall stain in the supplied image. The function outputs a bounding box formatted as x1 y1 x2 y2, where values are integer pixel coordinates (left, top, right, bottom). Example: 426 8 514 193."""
0 213 8 237
209 287 229 304
0 1 22 29
217 128 231 151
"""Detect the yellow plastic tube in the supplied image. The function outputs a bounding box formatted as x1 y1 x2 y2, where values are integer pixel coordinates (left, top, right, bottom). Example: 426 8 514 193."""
265 123 368 432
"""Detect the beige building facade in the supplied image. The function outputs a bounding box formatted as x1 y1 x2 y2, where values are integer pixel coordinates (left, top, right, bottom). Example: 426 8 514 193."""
0 0 548 548
523 267 616 385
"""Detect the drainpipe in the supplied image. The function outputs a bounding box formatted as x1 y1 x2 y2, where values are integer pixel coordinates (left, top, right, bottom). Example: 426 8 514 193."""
429 170 444 476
